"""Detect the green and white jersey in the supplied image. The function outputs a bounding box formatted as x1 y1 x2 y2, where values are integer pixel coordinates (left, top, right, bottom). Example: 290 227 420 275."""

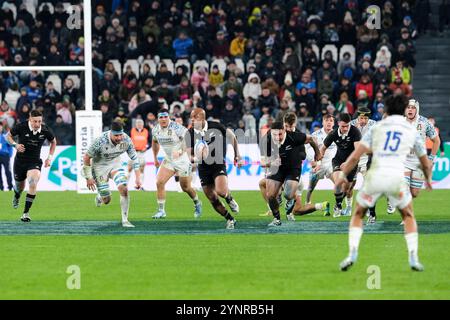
87 131 138 166
405 115 437 170
360 115 426 175
152 121 188 161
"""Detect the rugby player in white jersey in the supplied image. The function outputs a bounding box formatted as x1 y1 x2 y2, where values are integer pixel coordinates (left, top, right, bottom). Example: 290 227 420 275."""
347 107 378 223
386 98 440 214
336 95 432 272
151 109 202 219
82 121 142 228
303 114 336 208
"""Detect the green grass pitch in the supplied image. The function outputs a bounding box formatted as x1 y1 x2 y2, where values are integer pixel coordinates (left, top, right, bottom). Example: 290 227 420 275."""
0 190 449 299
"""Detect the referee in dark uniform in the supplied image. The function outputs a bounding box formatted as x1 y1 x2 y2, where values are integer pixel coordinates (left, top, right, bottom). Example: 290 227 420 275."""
6 110 57 222
260 121 321 227
320 113 362 217
186 108 243 230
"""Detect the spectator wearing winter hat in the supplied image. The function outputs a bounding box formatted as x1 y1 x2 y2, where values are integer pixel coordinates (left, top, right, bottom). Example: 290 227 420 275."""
374 45 392 68
337 52 356 76
190 66 210 94
212 31 230 60
243 73 262 102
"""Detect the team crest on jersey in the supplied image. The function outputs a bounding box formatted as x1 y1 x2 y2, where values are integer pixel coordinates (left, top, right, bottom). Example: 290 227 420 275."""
167 129 172 136
417 124 422 131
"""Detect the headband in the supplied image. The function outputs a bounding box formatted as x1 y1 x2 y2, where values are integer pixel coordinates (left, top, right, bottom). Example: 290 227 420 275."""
111 129 124 135
158 112 169 118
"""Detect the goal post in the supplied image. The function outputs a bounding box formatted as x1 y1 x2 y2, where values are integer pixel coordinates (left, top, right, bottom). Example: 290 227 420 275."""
0 0 102 193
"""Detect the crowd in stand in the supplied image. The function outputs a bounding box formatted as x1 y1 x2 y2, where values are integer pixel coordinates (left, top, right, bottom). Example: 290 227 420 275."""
0 0 436 145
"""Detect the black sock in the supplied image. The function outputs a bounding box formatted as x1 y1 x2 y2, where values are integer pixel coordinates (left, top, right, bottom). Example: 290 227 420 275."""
174 176 180 182
369 205 376 218
224 211 234 221
268 197 281 220
14 189 21 200
335 192 344 209
224 194 233 203
24 194 36 213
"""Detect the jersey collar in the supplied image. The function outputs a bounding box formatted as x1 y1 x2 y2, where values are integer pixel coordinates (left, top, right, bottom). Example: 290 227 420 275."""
28 121 42 134
337 127 347 138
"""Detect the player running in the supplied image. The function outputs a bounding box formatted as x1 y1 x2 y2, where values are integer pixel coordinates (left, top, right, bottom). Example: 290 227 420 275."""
348 107 378 223
186 108 241 229
6 110 56 222
260 120 321 227
82 121 142 228
151 109 202 219
128 119 149 189
303 114 336 207
320 113 362 218
282 112 330 220
336 95 432 272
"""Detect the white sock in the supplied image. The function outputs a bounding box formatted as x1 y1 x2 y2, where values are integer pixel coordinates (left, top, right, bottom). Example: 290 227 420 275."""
346 196 353 207
120 195 129 222
348 227 363 258
314 203 323 210
158 199 166 211
404 232 419 261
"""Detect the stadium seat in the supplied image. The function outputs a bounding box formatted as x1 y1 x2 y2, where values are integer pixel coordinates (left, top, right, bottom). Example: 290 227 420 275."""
193 59 209 73
175 59 191 77
108 59 122 79
23 0 36 18
321 44 339 62
211 58 227 75
234 58 245 74
66 74 80 89
141 59 157 76
339 45 356 63
38 2 54 14
160 59 175 74
123 60 140 79
1 2 17 20
46 74 62 93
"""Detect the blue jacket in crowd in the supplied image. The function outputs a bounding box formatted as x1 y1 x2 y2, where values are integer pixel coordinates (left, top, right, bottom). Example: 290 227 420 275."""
0 132 13 157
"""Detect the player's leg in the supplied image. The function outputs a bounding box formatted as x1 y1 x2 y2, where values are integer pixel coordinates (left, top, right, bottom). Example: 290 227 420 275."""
265 178 283 226
306 173 320 204
331 171 346 217
153 164 175 218
214 173 239 213
409 169 425 198
343 179 356 216
202 184 236 229
340 186 379 271
12 159 26 209
179 176 202 218
112 169 134 227
20 169 41 222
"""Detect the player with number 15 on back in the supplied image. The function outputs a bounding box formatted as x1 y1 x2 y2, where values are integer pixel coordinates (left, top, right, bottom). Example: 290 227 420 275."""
336 95 433 272
6 110 57 222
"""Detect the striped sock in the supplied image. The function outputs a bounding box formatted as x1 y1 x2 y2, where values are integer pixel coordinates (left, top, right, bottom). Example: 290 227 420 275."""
24 194 36 214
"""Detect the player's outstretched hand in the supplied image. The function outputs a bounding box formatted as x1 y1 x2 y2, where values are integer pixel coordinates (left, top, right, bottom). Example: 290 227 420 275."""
425 180 433 191
135 178 142 190
314 152 323 162
44 158 52 168
86 178 97 191
235 156 245 168
16 144 25 153
154 159 161 168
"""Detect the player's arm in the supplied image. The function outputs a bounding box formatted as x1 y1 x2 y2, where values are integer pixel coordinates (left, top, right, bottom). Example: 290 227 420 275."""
305 134 322 161
429 134 440 162
226 128 243 167
5 130 25 152
321 131 334 159
45 138 57 167
340 144 370 176
414 133 433 190
152 139 161 168
82 152 96 191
